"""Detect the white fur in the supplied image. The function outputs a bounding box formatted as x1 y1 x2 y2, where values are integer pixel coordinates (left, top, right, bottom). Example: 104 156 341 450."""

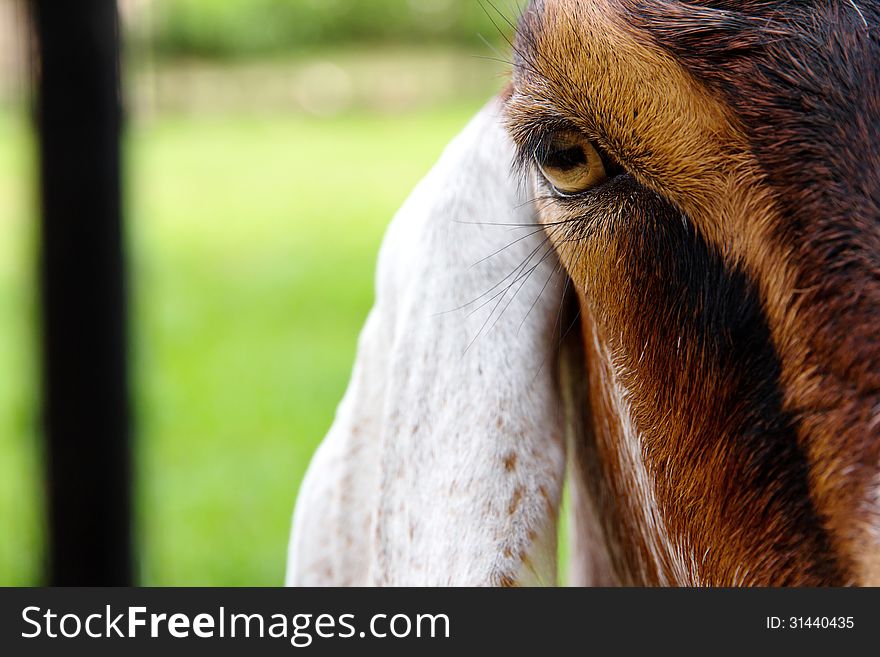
593 332 700 586
286 100 571 586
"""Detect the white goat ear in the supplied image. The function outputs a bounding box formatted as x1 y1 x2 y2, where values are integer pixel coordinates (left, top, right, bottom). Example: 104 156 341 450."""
286 98 569 586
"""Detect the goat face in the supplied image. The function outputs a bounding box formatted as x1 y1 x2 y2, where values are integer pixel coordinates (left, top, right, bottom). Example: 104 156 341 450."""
506 0 880 585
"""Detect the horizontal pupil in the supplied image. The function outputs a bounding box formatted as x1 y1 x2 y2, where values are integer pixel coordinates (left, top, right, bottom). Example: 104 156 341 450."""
544 145 586 171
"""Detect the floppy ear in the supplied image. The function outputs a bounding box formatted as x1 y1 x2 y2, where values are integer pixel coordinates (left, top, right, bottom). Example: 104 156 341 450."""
286 98 571 586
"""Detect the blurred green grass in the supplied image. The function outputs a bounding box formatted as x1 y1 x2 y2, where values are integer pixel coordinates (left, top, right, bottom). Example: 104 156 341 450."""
0 110 41 586
146 0 516 59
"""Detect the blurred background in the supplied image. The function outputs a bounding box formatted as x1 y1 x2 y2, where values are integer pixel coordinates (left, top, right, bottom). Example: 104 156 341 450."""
0 0 520 585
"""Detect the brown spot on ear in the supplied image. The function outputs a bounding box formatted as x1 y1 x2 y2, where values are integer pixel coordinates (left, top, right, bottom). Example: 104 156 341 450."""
503 452 518 472
538 485 554 515
508 486 524 515
498 574 518 587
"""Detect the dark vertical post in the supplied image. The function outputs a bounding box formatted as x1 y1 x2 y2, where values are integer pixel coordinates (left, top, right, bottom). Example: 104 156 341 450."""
31 0 133 585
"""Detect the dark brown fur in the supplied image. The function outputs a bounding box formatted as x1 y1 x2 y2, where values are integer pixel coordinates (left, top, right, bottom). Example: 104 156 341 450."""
506 0 880 585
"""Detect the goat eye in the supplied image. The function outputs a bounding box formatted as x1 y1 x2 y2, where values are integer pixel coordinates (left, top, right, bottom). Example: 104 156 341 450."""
535 131 617 195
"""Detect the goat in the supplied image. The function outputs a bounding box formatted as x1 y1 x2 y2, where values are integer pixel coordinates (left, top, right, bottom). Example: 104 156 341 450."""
287 0 880 586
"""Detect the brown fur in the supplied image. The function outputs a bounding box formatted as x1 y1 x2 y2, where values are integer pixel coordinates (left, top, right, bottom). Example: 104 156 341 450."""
506 0 880 585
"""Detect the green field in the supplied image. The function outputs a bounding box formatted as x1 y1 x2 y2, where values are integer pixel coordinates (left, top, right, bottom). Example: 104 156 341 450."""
0 110 40 586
